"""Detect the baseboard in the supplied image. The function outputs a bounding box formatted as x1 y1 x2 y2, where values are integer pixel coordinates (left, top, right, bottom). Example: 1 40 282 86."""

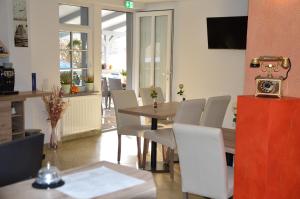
61 129 101 142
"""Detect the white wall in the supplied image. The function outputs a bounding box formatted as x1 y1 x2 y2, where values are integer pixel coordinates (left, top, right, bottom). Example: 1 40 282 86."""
0 0 108 142
0 0 31 91
147 0 248 128
24 0 60 142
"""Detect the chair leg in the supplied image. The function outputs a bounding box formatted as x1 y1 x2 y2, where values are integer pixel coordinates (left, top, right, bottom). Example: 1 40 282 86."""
136 137 142 168
162 145 168 163
104 96 108 109
142 138 149 169
182 192 189 199
117 134 121 163
108 96 111 109
169 148 174 180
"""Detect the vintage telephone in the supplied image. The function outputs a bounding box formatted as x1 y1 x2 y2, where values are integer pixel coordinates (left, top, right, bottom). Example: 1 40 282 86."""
250 56 291 98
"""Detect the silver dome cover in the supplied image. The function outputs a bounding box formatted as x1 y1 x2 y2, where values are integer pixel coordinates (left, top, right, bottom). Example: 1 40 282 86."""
35 162 62 185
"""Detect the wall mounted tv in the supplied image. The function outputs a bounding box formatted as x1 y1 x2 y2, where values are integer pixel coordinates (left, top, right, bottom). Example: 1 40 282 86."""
207 16 248 50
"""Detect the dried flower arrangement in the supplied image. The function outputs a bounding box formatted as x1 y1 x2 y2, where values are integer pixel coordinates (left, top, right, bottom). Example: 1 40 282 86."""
43 86 68 128
42 86 68 149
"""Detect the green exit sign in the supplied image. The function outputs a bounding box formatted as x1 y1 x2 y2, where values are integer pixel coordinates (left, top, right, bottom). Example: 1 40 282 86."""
125 0 134 9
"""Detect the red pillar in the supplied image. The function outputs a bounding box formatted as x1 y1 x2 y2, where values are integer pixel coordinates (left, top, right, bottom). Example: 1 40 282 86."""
234 96 300 199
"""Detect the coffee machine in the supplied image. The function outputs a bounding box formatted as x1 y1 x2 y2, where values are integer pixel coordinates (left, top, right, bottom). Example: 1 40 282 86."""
0 63 18 95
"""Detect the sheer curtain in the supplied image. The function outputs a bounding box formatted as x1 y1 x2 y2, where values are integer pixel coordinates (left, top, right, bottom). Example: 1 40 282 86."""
139 17 152 89
154 16 168 98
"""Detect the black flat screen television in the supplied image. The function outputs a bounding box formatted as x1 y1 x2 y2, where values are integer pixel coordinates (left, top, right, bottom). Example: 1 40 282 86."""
207 16 248 49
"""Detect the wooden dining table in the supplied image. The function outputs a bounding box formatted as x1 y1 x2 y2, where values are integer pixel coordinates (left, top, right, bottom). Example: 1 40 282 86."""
118 102 236 171
119 102 179 172
0 161 156 199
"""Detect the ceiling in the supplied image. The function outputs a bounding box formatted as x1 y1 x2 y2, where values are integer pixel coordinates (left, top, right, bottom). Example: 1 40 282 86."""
133 0 178 2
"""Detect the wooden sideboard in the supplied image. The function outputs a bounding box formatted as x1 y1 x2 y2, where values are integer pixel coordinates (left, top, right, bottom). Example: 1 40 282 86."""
0 91 50 143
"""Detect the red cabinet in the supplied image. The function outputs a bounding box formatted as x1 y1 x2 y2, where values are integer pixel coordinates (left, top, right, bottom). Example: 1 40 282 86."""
234 96 300 199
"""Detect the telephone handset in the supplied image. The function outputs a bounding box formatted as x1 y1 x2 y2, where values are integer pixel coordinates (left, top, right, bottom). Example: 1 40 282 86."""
250 56 292 98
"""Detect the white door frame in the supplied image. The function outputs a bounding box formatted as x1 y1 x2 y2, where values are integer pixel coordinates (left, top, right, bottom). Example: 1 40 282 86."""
133 10 173 101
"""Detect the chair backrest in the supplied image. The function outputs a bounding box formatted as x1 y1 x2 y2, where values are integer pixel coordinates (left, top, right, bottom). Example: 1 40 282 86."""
174 99 206 125
108 78 122 91
173 123 228 199
200 95 231 128
111 90 141 131
101 77 109 93
139 87 165 105
0 133 45 187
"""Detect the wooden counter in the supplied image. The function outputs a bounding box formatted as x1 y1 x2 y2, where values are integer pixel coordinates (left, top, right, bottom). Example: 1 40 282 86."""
0 91 50 143
0 91 50 101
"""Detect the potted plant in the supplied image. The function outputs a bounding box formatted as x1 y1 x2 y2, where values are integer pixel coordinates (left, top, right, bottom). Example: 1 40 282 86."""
60 72 72 94
120 69 127 84
150 86 158 108
42 86 68 149
85 76 94 92
177 84 185 101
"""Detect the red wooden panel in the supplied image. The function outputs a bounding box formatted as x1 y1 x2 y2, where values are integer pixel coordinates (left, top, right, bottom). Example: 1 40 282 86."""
234 96 300 199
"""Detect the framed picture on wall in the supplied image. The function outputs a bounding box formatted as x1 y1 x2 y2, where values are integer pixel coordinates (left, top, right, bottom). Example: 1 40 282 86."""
13 0 28 47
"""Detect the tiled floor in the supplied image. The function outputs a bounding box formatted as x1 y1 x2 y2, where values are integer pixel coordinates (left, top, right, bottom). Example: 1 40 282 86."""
44 131 204 199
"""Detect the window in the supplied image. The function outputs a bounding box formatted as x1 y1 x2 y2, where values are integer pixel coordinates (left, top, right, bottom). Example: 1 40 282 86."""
59 4 90 88
59 32 88 86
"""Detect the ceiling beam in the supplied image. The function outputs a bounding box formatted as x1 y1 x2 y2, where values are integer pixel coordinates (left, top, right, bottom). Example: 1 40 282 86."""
104 21 126 31
102 12 125 22
59 10 81 24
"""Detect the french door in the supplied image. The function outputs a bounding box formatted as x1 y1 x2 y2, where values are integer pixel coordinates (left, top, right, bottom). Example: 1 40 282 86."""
134 10 173 101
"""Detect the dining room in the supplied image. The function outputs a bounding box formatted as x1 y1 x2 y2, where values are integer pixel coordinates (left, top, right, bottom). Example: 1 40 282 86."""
0 0 300 198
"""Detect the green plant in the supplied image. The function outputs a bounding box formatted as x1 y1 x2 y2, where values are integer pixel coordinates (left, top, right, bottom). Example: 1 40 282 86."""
67 39 82 49
121 69 127 77
60 72 72 85
85 76 94 83
150 86 158 99
177 84 184 96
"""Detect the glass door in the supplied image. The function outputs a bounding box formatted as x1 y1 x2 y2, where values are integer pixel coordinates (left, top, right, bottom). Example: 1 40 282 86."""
134 11 173 101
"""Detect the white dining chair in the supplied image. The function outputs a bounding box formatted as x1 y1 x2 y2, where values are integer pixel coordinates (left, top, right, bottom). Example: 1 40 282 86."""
108 78 123 91
111 90 150 167
101 77 111 109
173 123 234 199
142 99 206 179
200 95 231 128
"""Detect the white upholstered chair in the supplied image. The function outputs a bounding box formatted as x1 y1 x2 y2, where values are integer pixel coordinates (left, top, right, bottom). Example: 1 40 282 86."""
200 95 231 128
108 78 123 91
111 90 150 167
143 99 206 179
173 123 234 199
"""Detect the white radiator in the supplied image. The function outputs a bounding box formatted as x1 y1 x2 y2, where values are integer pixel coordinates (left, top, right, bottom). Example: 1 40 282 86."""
61 95 101 137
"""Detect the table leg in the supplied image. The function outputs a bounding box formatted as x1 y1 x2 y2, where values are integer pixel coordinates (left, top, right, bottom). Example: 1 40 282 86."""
151 118 158 170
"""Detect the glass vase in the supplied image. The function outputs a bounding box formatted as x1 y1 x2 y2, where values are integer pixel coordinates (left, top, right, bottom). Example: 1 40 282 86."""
153 98 158 109
50 126 58 150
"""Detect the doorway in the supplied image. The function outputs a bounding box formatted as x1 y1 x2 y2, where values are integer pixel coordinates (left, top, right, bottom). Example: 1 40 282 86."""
101 10 133 131
134 10 173 101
